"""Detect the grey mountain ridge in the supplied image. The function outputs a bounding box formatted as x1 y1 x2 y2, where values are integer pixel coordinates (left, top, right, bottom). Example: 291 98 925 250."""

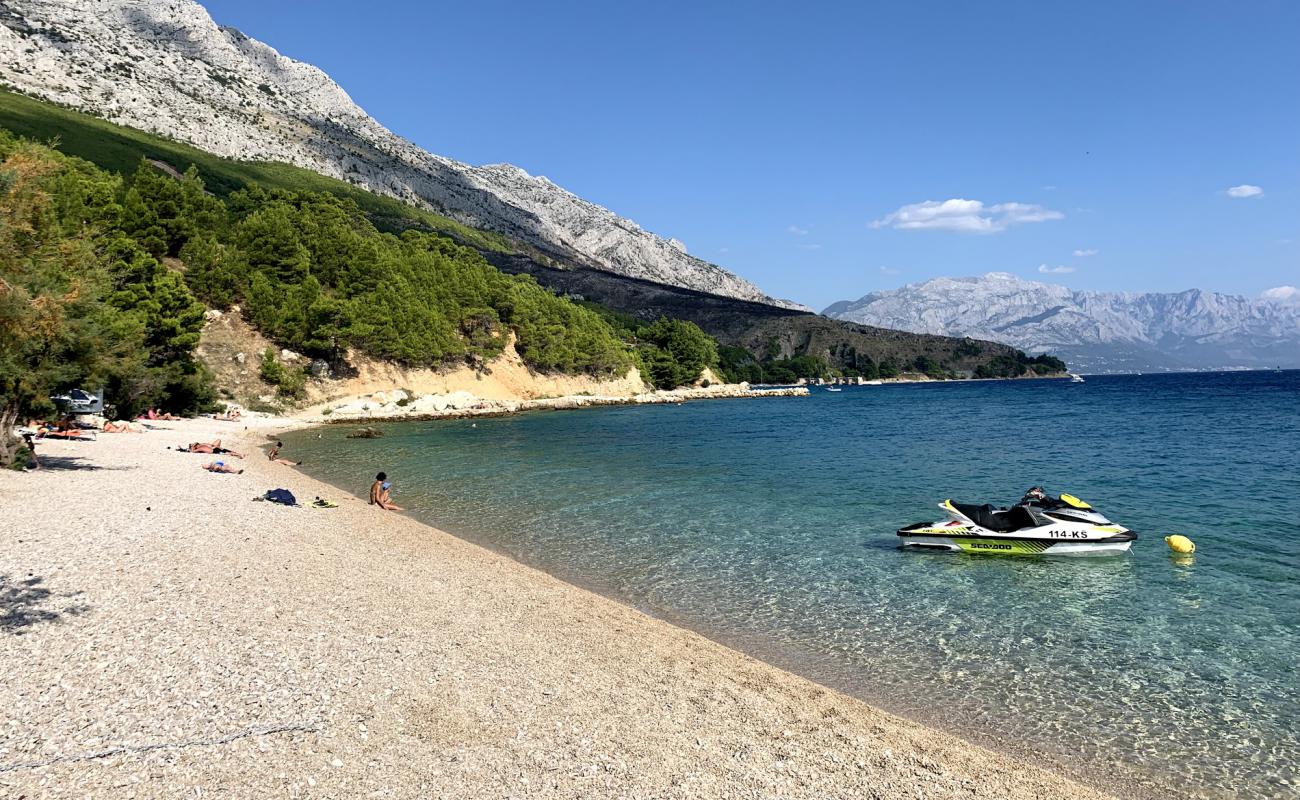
824 273 1300 372
0 0 807 310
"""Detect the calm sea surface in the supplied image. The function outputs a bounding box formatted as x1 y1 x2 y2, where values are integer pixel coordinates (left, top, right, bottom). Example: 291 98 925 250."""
284 371 1300 798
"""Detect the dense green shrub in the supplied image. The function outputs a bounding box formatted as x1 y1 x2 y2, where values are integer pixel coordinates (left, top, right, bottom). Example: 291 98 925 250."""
973 351 1067 378
718 345 764 384
8 144 636 386
73 140 636 407
638 318 718 389
159 182 637 377
259 347 306 399
575 304 721 389
716 347 834 385
0 135 211 431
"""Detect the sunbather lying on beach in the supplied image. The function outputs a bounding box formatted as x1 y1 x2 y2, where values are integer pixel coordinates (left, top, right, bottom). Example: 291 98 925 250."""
35 417 83 436
215 408 242 421
369 472 405 511
267 442 300 466
139 408 181 421
182 439 244 458
202 460 243 474
37 428 90 440
103 420 144 433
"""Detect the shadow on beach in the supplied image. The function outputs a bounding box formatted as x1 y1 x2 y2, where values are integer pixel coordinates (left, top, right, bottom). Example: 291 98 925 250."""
31 455 136 472
0 574 91 634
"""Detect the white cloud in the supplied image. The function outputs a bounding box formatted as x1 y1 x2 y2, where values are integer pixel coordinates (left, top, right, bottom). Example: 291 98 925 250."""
718 246 730 253
1038 264 1075 274
879 265 900 275
798 243 822 250
1072 248 1098 257
786 225 809 236
1261 286 1299 304
1227 184 1263 198
870 198 1064 234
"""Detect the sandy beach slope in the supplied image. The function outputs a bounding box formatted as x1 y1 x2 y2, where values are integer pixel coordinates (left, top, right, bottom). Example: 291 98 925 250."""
0 417 1116 799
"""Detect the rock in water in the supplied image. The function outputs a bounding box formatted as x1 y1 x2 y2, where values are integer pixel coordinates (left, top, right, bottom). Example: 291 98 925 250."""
345 427 383 439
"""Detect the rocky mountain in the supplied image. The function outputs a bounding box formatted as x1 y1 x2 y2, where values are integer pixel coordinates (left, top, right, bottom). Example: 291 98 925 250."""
824 273 1300 372
0 0 804 309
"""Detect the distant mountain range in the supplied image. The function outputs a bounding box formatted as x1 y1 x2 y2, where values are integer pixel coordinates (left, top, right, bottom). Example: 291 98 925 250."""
824 273 1300 372
0 0 805 310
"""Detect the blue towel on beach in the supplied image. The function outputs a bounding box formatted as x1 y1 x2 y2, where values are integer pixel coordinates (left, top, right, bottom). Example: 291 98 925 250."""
263 488 298 506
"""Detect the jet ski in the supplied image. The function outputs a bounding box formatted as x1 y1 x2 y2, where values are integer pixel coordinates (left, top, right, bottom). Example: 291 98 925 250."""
897 493 1136 556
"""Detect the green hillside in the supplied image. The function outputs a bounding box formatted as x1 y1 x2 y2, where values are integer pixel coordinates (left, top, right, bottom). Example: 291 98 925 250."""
0 86 1064 414
0 103 738 465
0 87 513 253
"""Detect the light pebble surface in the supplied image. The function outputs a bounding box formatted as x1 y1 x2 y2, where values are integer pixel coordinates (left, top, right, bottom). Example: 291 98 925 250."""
1 418 1119 799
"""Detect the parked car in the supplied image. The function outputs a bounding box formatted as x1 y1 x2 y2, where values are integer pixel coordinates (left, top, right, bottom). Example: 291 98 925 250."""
49 388 104 415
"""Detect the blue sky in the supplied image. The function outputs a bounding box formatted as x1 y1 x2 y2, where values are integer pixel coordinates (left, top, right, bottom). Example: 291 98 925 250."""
201 0 1298 309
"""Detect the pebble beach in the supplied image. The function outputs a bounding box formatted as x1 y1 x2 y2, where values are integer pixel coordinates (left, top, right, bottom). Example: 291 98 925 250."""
0 417 1119 799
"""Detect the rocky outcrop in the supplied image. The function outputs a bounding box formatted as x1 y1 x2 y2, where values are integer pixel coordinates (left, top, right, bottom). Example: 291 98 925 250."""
824 273 1300 371
0 0 805 309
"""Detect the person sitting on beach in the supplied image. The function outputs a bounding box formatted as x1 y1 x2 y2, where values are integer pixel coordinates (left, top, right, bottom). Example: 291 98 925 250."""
267 442 300 466
369 472 405 511
184 439 244 458
215 407 242 421
103 420 143 433
202 460 243 474
139 408 181 421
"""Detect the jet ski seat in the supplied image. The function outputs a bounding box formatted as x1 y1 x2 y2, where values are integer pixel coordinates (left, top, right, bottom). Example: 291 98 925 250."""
953 503 1040 533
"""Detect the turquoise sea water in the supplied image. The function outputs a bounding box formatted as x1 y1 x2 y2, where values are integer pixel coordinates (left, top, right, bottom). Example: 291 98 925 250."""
284 371 1300 798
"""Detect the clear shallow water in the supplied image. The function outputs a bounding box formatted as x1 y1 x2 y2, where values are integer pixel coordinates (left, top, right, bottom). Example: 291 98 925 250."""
285 372 1300 798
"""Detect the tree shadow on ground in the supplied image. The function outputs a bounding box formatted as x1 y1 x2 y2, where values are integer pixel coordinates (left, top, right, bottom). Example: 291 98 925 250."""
30 456 136 471
0 575 90 634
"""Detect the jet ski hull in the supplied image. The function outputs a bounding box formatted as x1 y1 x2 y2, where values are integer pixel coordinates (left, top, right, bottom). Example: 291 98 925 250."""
897 530 1135 556
897 500 1138 557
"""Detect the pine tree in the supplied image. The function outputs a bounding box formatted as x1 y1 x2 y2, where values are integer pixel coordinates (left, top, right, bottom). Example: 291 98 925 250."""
237 202 310 283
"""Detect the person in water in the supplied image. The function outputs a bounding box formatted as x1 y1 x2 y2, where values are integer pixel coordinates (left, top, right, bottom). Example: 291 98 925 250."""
267 442 300 466
369 472 404 511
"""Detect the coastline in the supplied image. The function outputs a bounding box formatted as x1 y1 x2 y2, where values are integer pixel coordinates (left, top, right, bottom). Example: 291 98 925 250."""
295 382 809 426
2 417 1120 798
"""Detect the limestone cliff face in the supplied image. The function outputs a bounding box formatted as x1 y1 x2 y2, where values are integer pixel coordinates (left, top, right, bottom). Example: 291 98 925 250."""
0 0 806 309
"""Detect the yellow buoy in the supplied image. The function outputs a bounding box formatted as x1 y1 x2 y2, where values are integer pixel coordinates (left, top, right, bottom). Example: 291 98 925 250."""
1165 535 1196 554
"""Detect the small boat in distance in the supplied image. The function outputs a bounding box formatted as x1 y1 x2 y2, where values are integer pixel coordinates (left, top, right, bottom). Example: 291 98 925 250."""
825 385 843 392
1069 373 1085 383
